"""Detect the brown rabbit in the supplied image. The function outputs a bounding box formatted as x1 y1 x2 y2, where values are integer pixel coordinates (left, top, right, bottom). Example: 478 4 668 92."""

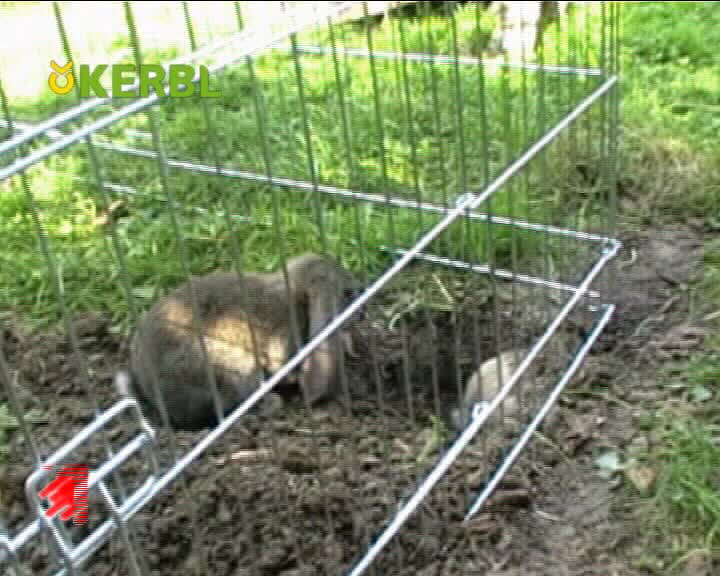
115 253 360 431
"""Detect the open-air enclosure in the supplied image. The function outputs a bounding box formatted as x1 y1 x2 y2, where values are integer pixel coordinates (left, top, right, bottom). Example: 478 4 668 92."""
0 2 626 574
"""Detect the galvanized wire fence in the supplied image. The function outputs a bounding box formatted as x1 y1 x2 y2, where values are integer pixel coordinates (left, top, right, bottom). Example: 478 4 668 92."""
1 1 621 574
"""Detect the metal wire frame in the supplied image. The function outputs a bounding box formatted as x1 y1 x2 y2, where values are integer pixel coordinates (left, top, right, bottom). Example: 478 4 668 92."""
1 72 620 576
2 5 364 574
20 399 158 572
0 1 361 158
3 119 612 301
0 17 613 181
349 299 616 576
0 2 620 574
0 396 159 569
291 44 605 76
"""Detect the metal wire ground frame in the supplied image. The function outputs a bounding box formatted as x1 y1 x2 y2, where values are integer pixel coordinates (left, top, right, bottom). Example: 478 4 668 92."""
1 2 621 574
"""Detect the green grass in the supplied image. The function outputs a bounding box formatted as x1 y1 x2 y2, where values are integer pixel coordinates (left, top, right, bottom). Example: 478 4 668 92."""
654 417 720 552
0 2 611 331
620 1 720 568
621 2 720 225
646 334 720 562
702 237 720 307
653 233 720 561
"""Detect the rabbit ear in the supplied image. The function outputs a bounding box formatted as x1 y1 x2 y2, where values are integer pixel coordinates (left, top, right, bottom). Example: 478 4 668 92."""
300 288 342 404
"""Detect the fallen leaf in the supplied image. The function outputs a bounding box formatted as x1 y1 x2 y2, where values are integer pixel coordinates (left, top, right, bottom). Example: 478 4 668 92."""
486 488 531 510
534 509 561 522
690 385 713 403
679 550 712 576
0 405 18 431
392 438 411 453
625 465 657 494
132 286 155 299
229 449 273 463
93 199 129 227
564 413 596 453
25 409 48 424
464 513 497 535
595 451 624 478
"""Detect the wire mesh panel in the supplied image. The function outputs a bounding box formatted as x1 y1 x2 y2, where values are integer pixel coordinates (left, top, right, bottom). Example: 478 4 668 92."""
0 1 620 574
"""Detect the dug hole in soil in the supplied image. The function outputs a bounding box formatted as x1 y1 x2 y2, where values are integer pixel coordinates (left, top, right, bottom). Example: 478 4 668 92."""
0 223 710 576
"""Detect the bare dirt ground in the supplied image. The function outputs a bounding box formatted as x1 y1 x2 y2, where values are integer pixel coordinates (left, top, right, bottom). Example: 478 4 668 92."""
1 218 712 575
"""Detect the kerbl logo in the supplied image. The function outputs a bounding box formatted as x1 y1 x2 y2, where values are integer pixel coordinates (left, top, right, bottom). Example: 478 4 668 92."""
48 60 221 98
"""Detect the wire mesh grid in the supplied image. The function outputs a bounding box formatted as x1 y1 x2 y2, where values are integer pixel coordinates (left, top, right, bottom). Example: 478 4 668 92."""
0 1 621 574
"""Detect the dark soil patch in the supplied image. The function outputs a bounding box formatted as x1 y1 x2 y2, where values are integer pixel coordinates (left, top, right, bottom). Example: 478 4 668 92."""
0 223 709 575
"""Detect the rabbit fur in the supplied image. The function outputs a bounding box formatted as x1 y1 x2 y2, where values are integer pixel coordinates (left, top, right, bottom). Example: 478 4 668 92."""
116 252 360 430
